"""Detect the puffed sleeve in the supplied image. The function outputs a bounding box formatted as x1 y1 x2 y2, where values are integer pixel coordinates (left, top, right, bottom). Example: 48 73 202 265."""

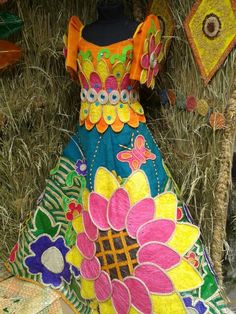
130 14 163 89
65 16 83 79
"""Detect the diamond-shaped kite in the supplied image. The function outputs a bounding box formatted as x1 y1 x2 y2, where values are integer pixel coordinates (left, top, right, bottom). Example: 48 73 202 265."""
184 0 236 85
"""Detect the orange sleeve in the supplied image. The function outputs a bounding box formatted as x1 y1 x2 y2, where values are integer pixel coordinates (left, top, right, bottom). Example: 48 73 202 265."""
130 14 162 89
65 16 83 79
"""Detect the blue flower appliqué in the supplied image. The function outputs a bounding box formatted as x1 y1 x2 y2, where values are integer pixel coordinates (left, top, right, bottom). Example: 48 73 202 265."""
25 235 71 288
183 297 208 313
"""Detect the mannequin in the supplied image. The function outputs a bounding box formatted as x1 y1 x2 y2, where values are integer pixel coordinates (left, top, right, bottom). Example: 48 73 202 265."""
81 0 139 46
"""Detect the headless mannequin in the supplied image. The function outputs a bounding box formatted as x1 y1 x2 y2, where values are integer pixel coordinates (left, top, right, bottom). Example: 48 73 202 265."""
81 1 139 46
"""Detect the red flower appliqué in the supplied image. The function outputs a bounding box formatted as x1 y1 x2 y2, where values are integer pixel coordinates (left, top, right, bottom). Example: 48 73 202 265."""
66 202 82 221
185 251 199 268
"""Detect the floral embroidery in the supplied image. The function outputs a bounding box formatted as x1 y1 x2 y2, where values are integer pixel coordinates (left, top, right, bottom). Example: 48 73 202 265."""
66 167 203 313
66 201 82 221
76 159 87 176
9 242 19 262
25 235 71 288
185 251 199 268
140 20 163 89
117 134 156 171
183 296 208 313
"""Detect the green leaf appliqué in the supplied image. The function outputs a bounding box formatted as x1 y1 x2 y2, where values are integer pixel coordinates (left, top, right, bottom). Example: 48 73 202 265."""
32 207 61 238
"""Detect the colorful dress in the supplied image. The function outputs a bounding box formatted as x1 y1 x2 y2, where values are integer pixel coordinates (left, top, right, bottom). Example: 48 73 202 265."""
4 13 230 314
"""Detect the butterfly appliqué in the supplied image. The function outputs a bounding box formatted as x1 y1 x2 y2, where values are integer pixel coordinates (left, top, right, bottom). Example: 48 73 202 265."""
116 135 156 171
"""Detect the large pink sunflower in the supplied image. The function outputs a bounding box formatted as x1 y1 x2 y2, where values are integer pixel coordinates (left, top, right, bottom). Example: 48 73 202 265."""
66 167 203 314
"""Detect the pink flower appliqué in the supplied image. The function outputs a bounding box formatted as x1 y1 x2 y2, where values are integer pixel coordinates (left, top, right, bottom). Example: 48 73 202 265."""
75 190 179 313
66 168 203 313
140 32 162 89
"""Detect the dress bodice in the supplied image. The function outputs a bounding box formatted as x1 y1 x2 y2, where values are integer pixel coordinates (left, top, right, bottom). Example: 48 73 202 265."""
65 14 163 133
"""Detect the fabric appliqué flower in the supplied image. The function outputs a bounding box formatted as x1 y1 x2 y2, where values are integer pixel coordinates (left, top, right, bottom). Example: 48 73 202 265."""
66 167 203 313
185 251 199 268
66 201 82 221
140 20 163 89
25 235 71 288
117 134 156 171
183 296 208 313
76 159 87 176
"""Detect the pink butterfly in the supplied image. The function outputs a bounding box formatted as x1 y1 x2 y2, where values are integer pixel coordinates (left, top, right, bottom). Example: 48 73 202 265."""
117 135 156 171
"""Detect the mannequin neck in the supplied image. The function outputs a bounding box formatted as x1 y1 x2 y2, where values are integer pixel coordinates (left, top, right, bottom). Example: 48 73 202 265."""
97 1 126 23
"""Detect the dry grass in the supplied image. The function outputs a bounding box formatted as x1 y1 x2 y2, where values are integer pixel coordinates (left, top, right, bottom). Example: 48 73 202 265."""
0 0 83 259
146 0 236 262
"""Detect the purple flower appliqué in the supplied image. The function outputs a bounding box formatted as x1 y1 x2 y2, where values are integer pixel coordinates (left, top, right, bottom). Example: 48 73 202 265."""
75 159 87 176
25 235 71 288
183 297 208 313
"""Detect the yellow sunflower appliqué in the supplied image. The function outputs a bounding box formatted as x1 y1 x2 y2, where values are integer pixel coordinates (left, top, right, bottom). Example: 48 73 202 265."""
66 167 203 314
184 0 236 84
